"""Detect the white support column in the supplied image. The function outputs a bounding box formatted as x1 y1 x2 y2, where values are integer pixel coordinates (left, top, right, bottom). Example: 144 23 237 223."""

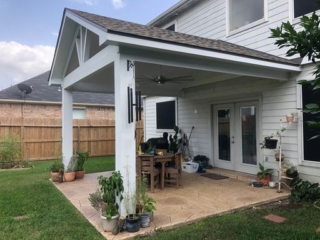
114 54 136 217
62 88 73 169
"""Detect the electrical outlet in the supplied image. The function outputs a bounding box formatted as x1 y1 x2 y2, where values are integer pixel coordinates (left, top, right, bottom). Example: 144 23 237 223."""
264 156 268 162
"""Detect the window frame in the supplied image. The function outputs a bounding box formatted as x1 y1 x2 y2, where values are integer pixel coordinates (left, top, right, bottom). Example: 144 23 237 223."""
155 98 177 133
297 77 320 167
226 0 268 36
289 0 320 24
72 107 86 119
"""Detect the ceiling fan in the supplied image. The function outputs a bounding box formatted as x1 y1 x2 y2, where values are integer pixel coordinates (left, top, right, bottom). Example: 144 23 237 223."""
136 66 194 85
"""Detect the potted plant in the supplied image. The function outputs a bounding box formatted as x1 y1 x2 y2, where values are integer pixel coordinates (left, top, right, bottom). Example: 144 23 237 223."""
260 136 278 149
49 161 64 182
286 166 298 178
75 151 89 179
64 154 77 182
136 176 157 228
98 171 124 232
275 152 285 162
257 163 273 186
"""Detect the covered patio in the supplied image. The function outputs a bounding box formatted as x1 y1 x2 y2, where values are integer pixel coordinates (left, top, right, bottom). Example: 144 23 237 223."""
53 170 289 239
49 9 299 216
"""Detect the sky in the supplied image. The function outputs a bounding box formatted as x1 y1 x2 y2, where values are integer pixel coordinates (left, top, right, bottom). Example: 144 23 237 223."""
0 0 180 90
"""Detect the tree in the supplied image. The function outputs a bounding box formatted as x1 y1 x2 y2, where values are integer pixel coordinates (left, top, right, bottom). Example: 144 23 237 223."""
270 12 320 140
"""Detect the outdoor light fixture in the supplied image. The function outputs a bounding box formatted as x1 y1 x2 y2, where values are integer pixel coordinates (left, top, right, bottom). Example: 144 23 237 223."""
127 86 142 124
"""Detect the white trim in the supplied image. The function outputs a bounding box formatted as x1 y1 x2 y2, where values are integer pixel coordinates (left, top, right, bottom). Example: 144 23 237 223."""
226 0 268 36
290 0 320 24
63 45 118 89
108 33 300 73
66 10 108 45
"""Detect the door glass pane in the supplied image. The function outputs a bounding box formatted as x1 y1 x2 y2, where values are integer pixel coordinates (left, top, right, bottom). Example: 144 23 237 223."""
241 107 257 165
218 109 230 161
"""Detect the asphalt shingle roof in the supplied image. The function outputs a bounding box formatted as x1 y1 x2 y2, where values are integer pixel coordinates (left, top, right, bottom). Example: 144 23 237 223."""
0 71 114 104
69 9 298 67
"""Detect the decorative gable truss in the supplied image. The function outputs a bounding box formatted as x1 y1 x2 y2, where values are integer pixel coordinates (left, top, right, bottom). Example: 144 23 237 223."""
64 26 108 77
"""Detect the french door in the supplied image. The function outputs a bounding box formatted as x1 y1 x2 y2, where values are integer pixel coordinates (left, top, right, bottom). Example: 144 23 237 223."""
213 102 259 174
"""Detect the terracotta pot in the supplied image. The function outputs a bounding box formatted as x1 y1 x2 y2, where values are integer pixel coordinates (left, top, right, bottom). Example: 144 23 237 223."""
64 172 75 182
286 115 294 123
257 175 271 186
75 170 85 179
51 172 60 182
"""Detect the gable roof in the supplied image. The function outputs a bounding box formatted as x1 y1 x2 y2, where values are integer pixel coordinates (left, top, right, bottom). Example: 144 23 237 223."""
68 9 298 67
0 71 114 105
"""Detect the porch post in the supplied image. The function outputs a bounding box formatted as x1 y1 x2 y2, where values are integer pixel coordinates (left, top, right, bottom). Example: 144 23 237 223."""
62 88 73 169
114 54 136 217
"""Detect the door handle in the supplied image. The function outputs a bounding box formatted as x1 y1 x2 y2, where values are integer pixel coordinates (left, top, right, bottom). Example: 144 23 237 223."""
231 141 235 144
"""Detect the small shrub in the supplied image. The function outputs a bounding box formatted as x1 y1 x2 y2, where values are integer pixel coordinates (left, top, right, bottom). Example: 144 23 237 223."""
0 133 22 168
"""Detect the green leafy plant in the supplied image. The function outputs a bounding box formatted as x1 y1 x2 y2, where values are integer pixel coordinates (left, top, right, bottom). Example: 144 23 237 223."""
0 133 22 168
49 161 64 173
290 177 320 203
98 171 124 220
286 166 298 175
257 163 273 179
75 151 89 171
66 154 78 172
260 124 287 149
88 189 103 211
270 12 320 140
136 176 156 213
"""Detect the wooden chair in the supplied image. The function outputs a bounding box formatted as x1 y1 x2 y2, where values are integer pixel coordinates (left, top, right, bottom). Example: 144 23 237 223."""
164 153 182 188
137 155 160 193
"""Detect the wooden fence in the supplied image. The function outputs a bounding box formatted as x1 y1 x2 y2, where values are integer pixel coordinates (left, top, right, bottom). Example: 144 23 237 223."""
0 117 143 161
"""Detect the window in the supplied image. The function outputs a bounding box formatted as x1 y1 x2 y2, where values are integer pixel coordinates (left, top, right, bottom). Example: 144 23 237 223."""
73 108 85 119
156 100 176 130
229 0 264 31
294 0 320 18
166 24 175 31
302 84 320 162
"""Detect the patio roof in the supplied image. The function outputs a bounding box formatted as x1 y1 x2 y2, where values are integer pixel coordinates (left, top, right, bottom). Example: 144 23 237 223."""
68 9 298 67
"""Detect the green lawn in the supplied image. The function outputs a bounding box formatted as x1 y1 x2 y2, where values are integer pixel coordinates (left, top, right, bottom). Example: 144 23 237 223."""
0 156 114 240
138 201 320 240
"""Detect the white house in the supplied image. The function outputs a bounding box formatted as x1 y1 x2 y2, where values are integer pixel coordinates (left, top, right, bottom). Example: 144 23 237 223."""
144 0 320 182
49 1 319 215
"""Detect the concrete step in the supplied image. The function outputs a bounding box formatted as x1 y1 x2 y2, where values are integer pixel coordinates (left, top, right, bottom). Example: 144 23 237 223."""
206 168 257 183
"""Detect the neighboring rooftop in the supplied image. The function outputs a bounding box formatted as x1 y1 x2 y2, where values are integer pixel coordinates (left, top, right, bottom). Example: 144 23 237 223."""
0 71 114 104
68 9 299 66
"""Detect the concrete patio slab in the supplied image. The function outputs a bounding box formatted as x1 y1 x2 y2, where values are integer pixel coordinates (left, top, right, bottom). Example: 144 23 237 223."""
52 169 290 239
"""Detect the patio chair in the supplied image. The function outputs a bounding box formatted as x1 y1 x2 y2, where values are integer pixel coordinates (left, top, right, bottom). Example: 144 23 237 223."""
164 153 182 188
137 155 160 193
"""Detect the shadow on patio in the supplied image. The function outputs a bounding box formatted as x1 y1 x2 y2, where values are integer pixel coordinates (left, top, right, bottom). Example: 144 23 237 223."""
53 169 290 240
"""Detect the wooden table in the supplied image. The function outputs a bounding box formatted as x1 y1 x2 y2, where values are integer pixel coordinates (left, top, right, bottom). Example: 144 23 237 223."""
137 153 174 190
154 154 175 190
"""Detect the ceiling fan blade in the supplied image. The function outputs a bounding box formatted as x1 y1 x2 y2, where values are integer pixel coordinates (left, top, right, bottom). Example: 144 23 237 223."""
167 79 193 82
136 82 153 86
169 76 193 80
136 78 154 81
163 72 174 78
143 74 156 79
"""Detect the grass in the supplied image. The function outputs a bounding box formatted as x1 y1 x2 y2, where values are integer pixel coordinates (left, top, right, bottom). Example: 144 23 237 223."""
0 156 114 240
138 201 320 240
85 156 115 174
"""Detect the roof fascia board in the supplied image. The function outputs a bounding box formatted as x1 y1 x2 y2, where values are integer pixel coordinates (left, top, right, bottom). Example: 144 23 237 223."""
122 48 289 81
63 45 118 89
0 99 114 107
107 33 301 73
65 10 108 45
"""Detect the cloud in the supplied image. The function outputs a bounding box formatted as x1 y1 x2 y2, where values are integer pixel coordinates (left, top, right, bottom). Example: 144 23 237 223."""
111 0 126 9
0 41 54 89
70 0 99 6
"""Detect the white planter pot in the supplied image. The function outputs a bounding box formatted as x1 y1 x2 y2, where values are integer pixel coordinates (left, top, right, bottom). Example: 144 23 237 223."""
100 213 118 232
